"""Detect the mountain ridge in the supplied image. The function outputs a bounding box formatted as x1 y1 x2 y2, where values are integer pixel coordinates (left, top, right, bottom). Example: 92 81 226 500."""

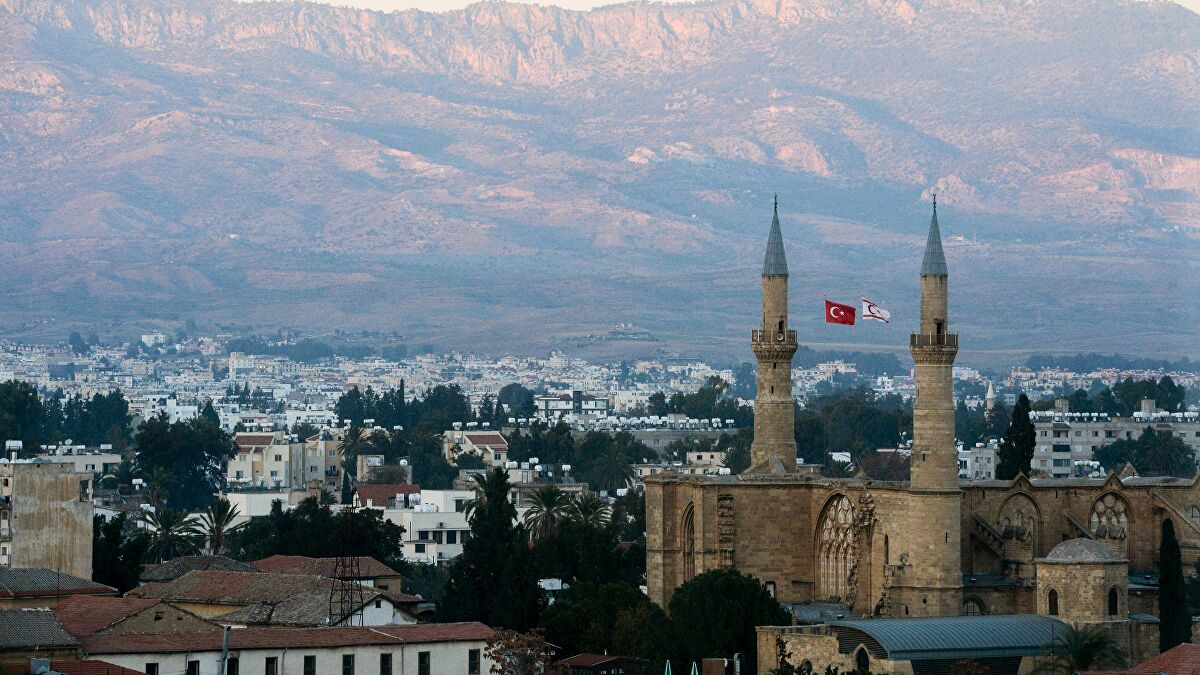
0 0 1197 358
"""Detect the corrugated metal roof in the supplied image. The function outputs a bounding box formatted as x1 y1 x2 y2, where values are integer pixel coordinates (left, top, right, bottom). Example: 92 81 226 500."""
920 198 948 277
762 200 788 276
829 614 1067 661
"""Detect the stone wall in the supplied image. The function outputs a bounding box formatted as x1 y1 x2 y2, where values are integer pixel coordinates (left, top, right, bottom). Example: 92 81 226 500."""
5 462 93 578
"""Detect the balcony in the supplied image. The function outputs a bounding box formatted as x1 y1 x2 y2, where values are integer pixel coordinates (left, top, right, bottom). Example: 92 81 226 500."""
751 329 798 346
910 333 959 348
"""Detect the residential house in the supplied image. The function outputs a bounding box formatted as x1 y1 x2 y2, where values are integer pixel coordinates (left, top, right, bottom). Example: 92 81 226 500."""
442 430 509 467
251 556 406 593
127 570 420 627
81 622 495 675
353 484 421 510
53 596 217 635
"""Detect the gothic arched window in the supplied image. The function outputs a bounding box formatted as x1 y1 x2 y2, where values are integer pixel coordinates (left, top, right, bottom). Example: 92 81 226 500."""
816 495 855 600
963 598 985 616
1048 589 1059 616
1108 587 1119 616
682 502 696 581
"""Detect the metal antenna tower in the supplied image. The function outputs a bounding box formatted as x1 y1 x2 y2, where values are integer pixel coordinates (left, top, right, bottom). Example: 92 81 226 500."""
328 531 365 626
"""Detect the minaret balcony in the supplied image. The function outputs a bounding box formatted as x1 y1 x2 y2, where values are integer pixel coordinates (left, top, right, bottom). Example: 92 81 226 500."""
910 333 959 348
752 329 798 347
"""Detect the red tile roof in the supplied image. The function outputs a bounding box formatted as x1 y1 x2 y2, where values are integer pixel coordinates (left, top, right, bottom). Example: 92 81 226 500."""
53 596 161 636
83 622 495 654
53 660 146 675
355 484 420 506
1125 643 1200 674
252 555 401 579
463 432 507 446
233 433 277 449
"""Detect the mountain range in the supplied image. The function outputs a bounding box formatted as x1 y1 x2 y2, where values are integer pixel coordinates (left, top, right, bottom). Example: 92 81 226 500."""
1 0 1197 362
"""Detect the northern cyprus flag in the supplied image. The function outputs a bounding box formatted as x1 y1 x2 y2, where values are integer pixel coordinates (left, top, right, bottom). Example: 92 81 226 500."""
862 298 891 323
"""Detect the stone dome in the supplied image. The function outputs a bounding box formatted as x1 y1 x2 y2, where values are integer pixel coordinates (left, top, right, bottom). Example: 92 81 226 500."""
1043 538 1122 563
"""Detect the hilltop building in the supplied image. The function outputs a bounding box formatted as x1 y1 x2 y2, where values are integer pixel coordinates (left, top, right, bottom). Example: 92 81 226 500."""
646 199 1200 671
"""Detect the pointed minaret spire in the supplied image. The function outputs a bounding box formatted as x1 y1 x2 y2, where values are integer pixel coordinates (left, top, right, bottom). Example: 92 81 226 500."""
921 193 947 277
762 195 788 276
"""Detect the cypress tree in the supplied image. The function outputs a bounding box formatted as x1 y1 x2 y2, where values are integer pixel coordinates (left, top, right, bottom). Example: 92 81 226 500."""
1160 518 1192 652
996 394 1035 480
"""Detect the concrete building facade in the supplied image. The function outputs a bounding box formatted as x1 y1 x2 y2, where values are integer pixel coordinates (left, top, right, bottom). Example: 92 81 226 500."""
0 460 94 578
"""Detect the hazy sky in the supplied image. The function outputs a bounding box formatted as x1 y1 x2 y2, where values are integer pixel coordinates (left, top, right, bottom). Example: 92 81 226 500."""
306 0 1200 14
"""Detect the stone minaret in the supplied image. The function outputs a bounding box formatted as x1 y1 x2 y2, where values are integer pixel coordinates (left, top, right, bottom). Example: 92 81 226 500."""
899 195 963 617
749 197 798 474
910 196 959 489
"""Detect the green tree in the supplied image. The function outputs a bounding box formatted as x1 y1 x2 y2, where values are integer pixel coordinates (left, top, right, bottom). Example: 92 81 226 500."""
570 493 612 529
667 568 792 673
523 485 572 541
719 428 752 474
143 508 203 563
92 514 148 593
199 399 221 427
134 415 236 510
1095 427 1196 478
1035 624 1126 673
1160 518 1191 652
199 498 246 555
0 380 44 455
440 469 542 630
540 582 668 662
996 394 1035 480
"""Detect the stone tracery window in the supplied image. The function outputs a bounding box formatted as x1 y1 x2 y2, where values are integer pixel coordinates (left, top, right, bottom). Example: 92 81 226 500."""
1090 493 1129 551
817 495 855 601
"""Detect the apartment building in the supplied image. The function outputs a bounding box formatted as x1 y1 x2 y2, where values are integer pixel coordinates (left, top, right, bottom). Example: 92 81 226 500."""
0 459 94 578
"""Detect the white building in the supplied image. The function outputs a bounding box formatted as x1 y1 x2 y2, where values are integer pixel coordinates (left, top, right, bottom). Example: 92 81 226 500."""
377 490 473 566
534 391 610 421
83 623 494 675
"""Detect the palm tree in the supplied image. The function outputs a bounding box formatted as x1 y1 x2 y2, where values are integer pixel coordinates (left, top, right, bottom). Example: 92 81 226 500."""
339 426 369 473
1034 624 1127 674
142 466 174 509
199 498 245 555
143 508 203 563
570 493 612 529
589 447 634 495
463 468 515 524
523 485 572 540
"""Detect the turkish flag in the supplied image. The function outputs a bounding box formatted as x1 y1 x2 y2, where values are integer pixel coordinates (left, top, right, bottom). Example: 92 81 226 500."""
825 300 856 325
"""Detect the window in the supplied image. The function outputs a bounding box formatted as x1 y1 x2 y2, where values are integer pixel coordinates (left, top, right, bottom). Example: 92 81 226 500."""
375 599 383 608
304 656 316 675
154 611 164 621
455 499 466 512
418 651 432 675
1048 589 1059 616
187 661 200 675
1108 587 1119 616
414 543 426 553
145 665 159 675
381 653 393 675
469 649 481 675
963 598 984 616
343 654 355 675
227 657 240 675
275 454 282 461
266 656 278 675
447 530 458 544
765 581 776 598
